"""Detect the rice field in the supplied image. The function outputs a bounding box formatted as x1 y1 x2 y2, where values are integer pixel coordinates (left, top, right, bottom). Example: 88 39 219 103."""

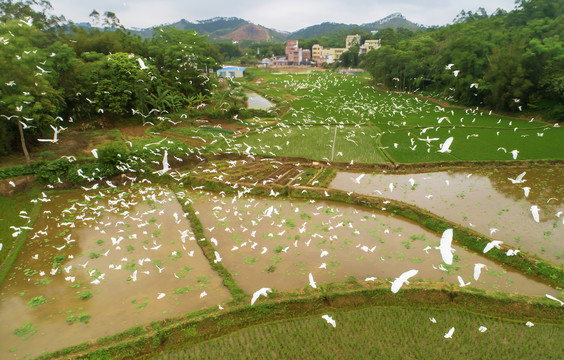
159 306 564 360
232 70 564 163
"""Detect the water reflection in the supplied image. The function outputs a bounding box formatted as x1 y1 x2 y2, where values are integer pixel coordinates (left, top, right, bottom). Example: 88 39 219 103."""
190 191 554 296
246 91 274 110
0 186 231 359
330 166 564 264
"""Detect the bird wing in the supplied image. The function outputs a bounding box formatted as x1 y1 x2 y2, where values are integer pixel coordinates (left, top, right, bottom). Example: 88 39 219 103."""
483 242 494 253
439 229 453 265
515 171 526 181
309 273 316 288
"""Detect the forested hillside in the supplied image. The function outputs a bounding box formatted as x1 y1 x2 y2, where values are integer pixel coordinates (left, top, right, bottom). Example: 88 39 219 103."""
364 0 564 120
0 0 220 158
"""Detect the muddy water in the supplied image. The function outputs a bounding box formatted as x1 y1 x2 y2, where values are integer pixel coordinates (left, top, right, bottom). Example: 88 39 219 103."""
0 185 231 359
190 192 555 298
246 91 274 110
330 167 564 264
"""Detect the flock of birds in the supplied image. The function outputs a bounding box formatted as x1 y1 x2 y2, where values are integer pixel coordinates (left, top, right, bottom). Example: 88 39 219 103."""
2 57 562 354
214 72 555 163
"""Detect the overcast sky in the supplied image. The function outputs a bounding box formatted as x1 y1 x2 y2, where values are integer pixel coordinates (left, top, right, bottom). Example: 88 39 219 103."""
45 0 519 32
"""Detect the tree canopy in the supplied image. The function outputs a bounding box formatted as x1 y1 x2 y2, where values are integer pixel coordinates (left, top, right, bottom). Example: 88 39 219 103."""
364 0 564 120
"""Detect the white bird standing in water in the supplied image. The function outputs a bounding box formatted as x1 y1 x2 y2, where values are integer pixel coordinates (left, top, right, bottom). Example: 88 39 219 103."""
390 269 418 293
251 287 272 305
436 229 454 265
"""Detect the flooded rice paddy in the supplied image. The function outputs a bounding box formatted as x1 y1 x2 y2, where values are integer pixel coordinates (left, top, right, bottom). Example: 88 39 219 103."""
189 191 554 295
0 185 231 359
331 166 563 264
246 91 274 110
1 179 560 358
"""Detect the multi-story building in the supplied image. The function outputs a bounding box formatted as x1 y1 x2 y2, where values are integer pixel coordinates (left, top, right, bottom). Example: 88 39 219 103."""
360 39 381 54
312 44 323 61
345 34 361 49
302 49 311 63
285 40 302 64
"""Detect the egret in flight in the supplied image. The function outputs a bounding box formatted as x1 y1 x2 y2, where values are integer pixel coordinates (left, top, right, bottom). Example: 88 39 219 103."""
436 229 454 265
309 273 317 288
390 269 418 293
438 137 453 153
322 314 336 327
251 287 272 305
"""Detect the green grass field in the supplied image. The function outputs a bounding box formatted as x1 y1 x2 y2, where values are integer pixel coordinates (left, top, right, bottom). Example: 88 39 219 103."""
234 70 564 164
159 306 564 359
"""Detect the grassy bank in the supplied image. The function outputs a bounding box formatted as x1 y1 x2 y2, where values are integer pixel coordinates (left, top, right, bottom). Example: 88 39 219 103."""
0 184 41 284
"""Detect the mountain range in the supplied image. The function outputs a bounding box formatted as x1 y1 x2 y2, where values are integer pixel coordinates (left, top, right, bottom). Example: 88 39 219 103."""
127 13 422 42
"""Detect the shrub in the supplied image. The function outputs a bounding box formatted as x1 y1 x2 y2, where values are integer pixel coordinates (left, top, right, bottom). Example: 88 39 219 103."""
35 158 72 184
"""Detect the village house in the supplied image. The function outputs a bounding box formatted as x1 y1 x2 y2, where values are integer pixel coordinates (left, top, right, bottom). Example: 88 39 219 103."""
279 35 381 66
216 66 246 78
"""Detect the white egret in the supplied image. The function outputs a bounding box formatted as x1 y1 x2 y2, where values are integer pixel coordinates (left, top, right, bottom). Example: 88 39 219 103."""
436 229 454 265
525 321 534 327
530 205 540 223
137 58 149 70
438 137 454 153
507 171 526 184
473 263 487 280
457 275 470 287
545 294 563 306
251 287 272 305
157 293 165 300
444 327 455 338
483 240 503 253
322 314 336 328
309 273 317 288
478 326 487 332
390 269 418 293
351 174 365 184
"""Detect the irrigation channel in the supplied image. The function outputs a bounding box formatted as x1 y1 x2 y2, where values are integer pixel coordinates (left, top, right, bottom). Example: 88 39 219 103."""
0 165 561 358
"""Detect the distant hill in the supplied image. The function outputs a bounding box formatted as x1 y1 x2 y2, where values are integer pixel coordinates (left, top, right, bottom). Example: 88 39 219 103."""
120 13 420 43
290 13 422 40
130 17 287 43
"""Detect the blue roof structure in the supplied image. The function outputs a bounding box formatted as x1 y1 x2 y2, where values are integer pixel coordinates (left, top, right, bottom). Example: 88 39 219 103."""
217 66 246 72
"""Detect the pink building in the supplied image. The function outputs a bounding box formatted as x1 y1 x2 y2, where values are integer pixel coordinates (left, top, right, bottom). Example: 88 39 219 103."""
285 40 302 64
302 49 311 63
